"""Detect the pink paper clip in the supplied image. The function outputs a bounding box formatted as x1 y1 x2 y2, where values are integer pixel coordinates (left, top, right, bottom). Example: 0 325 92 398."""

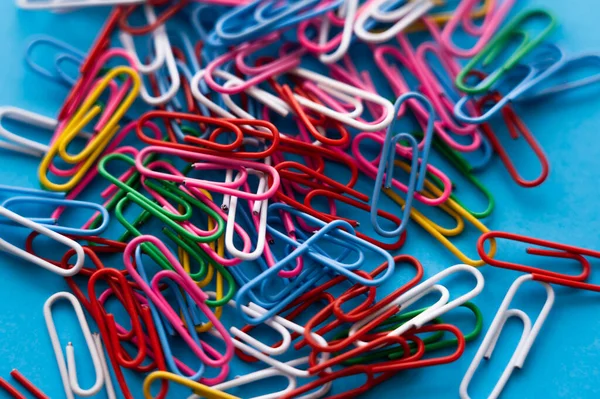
135 146 281 202
441 0 516 58
142 161 254 268
203 33 303 95
124 235 234 369
373 43 481 152
296 0 359 64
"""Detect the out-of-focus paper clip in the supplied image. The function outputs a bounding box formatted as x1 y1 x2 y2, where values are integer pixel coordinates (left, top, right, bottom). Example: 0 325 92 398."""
456 9 557 94
16 0 145 10
354 0 435 44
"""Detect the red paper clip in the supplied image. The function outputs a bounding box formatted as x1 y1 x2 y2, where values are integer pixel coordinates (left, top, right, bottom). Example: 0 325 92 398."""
477 93 549 187
478 231 600 291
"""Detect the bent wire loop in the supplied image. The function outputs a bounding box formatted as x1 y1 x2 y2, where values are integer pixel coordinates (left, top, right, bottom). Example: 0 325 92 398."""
370 92 435 237
124 235 234 369
441 0 515 58
43 292 105 399
235 203 394 325
354 0 435 44
143 371 239 399
455 9 557 95
0 205 85 276
0 197 109 236
0 106 60 157
39 66 140 192
347 264 484 346
515 51 600 102
476 94 549 187
454 44 567 124
384 160 497 267
25 35 86 86
460 274 555 399
478 231 600 291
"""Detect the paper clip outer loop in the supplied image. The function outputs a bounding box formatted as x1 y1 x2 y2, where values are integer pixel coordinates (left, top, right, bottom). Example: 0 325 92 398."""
455 9 557 95
478 231 600 291
43 292 105 399
460 274 554 399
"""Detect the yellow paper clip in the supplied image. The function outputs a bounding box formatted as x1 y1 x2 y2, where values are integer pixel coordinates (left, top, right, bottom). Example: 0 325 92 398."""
38 66 139 191
143 371 240 399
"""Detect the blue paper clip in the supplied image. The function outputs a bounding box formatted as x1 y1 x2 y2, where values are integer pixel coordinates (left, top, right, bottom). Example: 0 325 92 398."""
370 92 435 237
0 197 109 236
0 185 63 225
253 0 343 32
515 52 600 102
454 44 567 123
214 0 340 46
25 35 85 87
235 220 349 325
269 204 395 285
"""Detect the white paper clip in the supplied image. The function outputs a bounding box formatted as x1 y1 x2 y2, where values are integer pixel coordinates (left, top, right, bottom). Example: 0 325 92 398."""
460 274 555 399
44 292 105 399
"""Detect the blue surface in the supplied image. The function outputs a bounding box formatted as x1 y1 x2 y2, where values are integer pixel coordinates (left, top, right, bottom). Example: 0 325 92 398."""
1 1 600 399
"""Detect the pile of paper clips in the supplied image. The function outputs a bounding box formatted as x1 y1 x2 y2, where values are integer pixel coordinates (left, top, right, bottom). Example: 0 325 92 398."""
1 0 599 398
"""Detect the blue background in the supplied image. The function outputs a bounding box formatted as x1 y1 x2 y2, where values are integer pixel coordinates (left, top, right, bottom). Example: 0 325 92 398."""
0 1 600 398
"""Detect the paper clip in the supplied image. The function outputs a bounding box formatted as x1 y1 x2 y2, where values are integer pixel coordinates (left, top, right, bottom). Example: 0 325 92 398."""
0 106 61 157
118 1 187 36
278 162 406 250
279 365 376 399
213 0 342 46
0 370 49 399
287 67 395 132
125 235 234 369
515 52 600 102
454 45 567 124
0 197 109 236
38 66 140 192
44 292 105 399
441 0 515 58
144 371 239 399
0 206 85 276
460 274 555 399
354 0 435 44
25 35 86 87
347 264 484 347
455 9 557 94
17 0 145 9
370 92 434 237
476 94 550 187
119 4 169 74
135 111 281 158
384 161 497 267
297 0 359 64
410 131 495 218
478 231 600 291
135 146 280 202
267 203 395 287
188 364 297 399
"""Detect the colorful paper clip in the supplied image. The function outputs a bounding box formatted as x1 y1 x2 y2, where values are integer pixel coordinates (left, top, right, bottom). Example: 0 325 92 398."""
460 274 555 399
456 9 557 94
